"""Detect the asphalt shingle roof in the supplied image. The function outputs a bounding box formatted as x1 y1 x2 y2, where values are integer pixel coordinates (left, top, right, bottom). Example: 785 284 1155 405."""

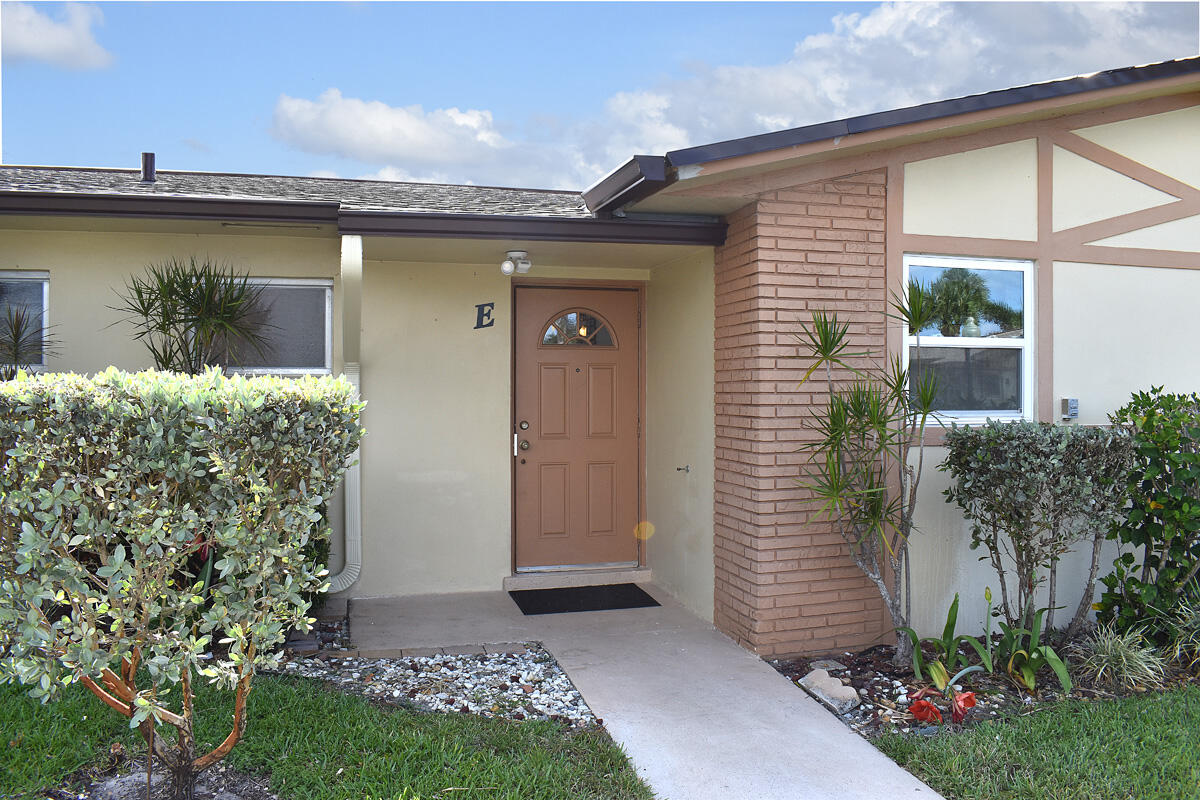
0 166 592 218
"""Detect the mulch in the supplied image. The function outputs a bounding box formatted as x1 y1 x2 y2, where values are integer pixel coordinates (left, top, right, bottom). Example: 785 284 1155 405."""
771 639 1198 738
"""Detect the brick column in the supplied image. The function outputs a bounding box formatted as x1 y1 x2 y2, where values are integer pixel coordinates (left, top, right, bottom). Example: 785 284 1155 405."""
713 169 890 657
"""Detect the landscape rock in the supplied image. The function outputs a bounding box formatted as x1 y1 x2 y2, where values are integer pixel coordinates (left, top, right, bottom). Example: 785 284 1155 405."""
798 668 861 715
808 659 848 671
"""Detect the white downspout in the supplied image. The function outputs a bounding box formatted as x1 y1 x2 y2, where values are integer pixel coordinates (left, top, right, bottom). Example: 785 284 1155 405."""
329 235 363 593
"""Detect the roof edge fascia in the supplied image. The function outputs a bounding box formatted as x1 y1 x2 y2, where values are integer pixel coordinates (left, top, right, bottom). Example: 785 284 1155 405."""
666 56 1200 170
338 209 725 246
0 190 341 224
581 155 673 216
0 191 725 246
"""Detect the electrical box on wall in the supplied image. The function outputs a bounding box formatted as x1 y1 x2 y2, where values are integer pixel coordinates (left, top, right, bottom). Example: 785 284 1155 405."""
1061 397 1079 421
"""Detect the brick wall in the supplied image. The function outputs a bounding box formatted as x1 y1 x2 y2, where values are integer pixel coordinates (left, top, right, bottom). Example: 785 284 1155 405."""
713 168 891 658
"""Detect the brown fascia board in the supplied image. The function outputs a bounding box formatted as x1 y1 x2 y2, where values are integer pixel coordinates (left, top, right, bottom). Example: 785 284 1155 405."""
666 56 1200 167
0 190 726 246
0 190 341 223
581 155 673 216
337 209 725 246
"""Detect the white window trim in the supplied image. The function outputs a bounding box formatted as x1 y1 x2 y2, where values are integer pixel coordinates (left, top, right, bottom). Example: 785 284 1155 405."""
902 254 1035 424
0 270 51 370
227 277 333 376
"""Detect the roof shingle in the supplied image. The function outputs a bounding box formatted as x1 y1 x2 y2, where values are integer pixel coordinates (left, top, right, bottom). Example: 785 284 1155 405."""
0 166 592 218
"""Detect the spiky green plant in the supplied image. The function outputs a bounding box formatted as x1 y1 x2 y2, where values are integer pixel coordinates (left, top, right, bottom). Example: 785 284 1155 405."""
1072 624 1165 690
0 305 57 380
796 280 938 666
1165 594 1200 670
113 256 269 375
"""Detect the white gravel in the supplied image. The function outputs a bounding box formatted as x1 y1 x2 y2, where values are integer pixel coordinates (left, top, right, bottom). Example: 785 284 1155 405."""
274 644 597 727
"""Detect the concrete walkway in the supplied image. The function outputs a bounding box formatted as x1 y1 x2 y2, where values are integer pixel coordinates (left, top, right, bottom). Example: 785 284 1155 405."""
351 584 941 800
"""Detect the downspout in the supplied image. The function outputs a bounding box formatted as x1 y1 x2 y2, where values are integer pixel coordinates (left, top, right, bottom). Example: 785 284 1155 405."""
329 234 363 593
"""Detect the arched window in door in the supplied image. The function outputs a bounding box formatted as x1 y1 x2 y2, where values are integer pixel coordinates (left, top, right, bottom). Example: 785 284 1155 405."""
540 309 617 347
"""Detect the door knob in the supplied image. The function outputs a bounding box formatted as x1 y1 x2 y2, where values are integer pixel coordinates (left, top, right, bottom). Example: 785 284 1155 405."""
519 439 531 451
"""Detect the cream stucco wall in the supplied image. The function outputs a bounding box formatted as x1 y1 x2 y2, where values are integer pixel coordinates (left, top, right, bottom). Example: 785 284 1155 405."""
354 260 513 598
1075 105 1200 191
903 139 1038 240
1054 261 1200 425
1052 146 1175 232
646 251 716 621
0 225 340 375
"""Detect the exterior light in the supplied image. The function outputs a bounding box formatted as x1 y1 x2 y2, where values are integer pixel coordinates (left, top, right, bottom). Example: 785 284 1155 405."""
501 250 531 275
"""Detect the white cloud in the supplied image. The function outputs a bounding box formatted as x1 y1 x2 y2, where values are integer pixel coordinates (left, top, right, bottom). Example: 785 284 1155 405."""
272 89 510 168
271 2 1198 190
2 2 112 69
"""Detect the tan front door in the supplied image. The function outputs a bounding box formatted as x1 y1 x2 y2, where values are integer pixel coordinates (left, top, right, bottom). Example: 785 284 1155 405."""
514 286 641 569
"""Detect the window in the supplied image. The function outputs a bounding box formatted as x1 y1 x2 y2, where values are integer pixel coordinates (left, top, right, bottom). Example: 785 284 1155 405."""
0 271 50 370
227 278 332 375
541 309 616 347
902 255 1033 421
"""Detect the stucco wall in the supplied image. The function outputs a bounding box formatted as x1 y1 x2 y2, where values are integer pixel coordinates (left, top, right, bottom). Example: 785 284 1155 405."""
903 139 1038 241
355 260 513 598
646 250 716 621
0 226 340 375
1054 261 1200 425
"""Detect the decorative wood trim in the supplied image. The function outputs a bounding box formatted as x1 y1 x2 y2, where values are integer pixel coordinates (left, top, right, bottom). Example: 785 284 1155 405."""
1036 136 1056 424
1057 245 1200 270
1051 130 1200 202
901 234 1039 260
1054 199 1200 248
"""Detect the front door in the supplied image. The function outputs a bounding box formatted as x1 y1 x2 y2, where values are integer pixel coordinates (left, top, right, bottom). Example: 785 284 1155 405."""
514 286 641 569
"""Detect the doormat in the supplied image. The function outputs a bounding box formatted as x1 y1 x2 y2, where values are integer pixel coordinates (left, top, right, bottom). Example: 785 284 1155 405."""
508 583 660 615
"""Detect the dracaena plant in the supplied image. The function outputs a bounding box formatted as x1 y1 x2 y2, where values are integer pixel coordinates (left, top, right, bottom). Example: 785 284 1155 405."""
0 305 59 380
796 280 938 666
113 256 270 375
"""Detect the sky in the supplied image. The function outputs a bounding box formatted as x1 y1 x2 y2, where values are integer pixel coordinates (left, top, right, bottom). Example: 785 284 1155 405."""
1 1 1197 190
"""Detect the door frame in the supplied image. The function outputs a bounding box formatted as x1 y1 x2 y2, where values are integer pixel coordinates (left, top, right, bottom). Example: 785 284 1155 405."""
509 277 647 573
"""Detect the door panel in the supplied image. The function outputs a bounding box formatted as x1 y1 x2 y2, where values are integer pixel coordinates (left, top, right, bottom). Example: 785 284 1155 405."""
515 287 640 569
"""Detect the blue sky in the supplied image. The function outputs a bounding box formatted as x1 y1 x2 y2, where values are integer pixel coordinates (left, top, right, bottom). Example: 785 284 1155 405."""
2 1 1197 189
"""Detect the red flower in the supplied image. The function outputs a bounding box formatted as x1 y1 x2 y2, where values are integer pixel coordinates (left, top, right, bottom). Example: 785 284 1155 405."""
907 687 940 702
950 691 976 724
910 699 943 724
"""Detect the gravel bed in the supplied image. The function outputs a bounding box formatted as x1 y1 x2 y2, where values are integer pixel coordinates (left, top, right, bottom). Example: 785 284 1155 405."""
275 643 597 727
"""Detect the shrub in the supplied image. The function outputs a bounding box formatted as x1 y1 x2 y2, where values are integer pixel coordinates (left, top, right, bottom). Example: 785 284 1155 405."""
942 421 1133 634
1098 388 1200 637
1071 624 1165 690
0 368 364 800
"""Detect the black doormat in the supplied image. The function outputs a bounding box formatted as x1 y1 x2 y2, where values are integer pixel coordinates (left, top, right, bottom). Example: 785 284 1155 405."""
508 583 660 615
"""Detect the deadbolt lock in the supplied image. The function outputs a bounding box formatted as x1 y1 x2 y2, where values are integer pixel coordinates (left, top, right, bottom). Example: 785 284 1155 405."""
519 420 530 430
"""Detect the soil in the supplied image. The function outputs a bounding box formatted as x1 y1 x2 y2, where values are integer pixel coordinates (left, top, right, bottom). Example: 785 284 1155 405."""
43 747 277 800
771 638 1199 738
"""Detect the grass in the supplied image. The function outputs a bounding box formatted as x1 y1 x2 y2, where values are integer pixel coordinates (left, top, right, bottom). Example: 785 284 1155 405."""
1 674 653 800
876 685 1200 800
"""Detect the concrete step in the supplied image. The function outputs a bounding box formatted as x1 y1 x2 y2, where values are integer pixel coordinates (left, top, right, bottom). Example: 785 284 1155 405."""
502 567 652 591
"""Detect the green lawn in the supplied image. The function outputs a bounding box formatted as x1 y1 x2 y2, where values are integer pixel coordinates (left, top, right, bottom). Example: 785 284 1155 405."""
876 685 1200 800
0 675 653 800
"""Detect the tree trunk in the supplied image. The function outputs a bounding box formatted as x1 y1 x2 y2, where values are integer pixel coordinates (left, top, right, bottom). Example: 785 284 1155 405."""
169 723 197 800
1046 557 1058 631
1066 530 1107 640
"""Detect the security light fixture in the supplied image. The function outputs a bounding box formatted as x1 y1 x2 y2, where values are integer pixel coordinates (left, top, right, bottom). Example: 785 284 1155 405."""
501 250 531 275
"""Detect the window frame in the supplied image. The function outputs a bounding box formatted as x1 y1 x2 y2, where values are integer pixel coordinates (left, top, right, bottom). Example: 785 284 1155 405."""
0 270 51 371
225 277 333 376
901 254 1035 424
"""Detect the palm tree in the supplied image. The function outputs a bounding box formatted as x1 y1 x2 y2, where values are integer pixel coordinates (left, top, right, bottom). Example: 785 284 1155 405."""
927 268 1021 337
